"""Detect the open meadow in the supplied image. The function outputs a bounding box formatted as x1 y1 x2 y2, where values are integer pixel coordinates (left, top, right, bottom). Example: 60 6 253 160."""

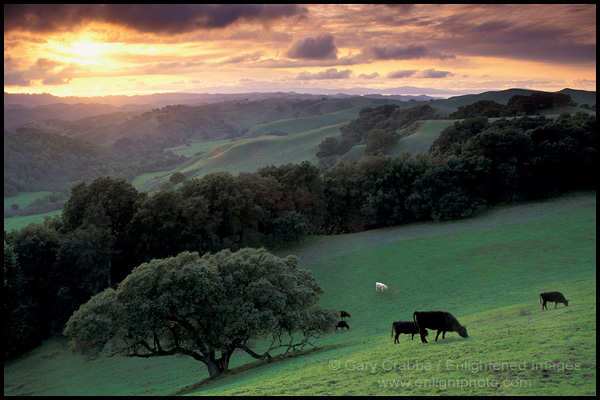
4 191 595 396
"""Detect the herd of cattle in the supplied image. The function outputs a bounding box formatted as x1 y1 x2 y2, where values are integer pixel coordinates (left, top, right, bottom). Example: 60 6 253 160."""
334 284 569 344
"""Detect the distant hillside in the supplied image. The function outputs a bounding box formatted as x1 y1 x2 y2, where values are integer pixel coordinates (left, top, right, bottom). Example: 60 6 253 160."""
433 88 596 109
3 103 148 132
13 96 408 148
3 91 320 108
4 91 435 108
4 128 129 195
5 89 594 147
4 128 187 196
3 91 328 135
133 124 345 192
559 88 597 106
4 88 595 197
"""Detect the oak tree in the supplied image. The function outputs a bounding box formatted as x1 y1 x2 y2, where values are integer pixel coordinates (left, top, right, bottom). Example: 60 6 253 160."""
64 248 337 377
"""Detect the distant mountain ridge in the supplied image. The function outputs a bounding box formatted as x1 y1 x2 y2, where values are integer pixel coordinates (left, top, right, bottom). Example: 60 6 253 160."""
432 88 596 108
4 88 595 149
4 91 336 108
5 88 595 109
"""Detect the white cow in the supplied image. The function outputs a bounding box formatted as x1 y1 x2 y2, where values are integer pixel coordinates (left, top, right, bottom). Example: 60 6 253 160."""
376 282 388 293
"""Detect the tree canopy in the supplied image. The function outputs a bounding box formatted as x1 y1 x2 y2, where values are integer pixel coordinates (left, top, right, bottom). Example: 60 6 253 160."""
63 248 337 377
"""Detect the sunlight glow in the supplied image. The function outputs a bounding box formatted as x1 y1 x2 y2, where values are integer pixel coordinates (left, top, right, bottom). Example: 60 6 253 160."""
70 41 106 63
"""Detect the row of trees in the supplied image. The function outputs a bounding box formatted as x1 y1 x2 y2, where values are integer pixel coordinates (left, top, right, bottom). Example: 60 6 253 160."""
317 104 437 160
4 111 596 359
317 92 579 165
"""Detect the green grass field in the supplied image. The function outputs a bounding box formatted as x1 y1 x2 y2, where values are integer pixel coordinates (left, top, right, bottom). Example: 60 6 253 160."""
4 191 60 232
391 119 456 155
4 191 595 396
128 113 452 193
3 209 62 232
4 191 52 209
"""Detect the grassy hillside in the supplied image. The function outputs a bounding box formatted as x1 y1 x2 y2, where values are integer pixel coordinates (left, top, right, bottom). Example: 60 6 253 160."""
129 113 454 191
240 102 405 139
131 124 345 191
4 191 51 209
55 97 406 148
391 120 456 155
3 210 62 232
4 191 595 396
183 124 343 176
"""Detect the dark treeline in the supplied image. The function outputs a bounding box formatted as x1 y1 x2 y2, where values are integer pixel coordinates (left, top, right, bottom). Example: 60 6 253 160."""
4 111 596 359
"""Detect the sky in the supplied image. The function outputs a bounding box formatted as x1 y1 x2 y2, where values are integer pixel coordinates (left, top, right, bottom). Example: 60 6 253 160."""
3 4 597 98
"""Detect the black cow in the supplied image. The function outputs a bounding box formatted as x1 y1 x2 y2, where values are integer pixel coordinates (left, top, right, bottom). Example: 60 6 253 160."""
340 311 351 320
335 320 350 332
540 291 569 310
391 320 427 343
413 311 468 343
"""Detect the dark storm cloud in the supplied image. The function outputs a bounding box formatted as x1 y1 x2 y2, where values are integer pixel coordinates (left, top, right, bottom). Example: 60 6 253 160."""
432 6 597 65
4 4 308 34
285 34 338 60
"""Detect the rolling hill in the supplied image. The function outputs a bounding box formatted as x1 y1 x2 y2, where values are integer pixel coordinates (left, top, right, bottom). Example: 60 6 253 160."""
3 88 596 394
430 88 596 109
4 88 596 229
4 192 595 396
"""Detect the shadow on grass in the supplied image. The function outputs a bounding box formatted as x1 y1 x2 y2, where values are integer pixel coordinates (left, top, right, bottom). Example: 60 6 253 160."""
173 344 343 396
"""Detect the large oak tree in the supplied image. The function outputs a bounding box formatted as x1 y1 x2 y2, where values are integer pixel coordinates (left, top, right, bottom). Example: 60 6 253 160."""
64 248 337 377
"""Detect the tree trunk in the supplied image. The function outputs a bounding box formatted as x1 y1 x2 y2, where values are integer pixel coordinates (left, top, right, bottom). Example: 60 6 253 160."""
203 349 234 378
205 359 225 378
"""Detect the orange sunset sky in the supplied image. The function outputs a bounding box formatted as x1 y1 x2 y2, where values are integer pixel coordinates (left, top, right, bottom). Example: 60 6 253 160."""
4 4 597 98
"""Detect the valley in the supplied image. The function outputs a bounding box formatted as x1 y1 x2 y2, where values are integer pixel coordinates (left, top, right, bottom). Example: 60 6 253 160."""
5 88 595 230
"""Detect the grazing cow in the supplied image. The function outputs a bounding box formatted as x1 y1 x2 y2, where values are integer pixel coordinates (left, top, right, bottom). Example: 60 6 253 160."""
335 320 350 332
391 321 428 343
340 310 351 320
540 292 569 310
376 282 388 293
413 311 468 343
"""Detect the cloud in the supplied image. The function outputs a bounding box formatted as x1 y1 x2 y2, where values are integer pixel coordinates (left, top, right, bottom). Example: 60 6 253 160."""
416 69 453 78
219 52 264 65
359 72 380 79
387 70 418 79
4 4 308 34
4 57 82 86
292 68 351 80
285 34 338 60
429 5 596 65
355 44 455 63
363 44 428 60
